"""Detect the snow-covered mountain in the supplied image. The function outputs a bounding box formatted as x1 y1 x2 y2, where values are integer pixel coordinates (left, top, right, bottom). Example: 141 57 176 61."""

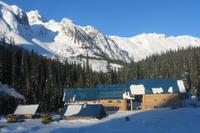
110 34 200 61
0 1 200 71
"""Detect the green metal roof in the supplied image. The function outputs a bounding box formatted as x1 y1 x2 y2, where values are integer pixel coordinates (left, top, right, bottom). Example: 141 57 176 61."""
63 88 97 101
128 79 184 94
63 79 185 101
63 84 129 101
97 84 129 99
63 104 107 119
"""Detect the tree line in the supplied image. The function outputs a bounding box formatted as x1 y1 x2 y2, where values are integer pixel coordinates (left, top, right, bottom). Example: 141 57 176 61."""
117 47 200 98
1 39 200 114
0 41 113 113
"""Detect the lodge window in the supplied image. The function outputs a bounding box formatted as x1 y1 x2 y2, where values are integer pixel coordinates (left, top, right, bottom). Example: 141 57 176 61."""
108 100 113 103
93 101 96 103
154 106 158 108
163 99 166 101
117 100 121 103
154 99 157 101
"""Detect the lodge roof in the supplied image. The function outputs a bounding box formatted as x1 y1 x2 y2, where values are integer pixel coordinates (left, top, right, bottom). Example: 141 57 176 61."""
128 79 186 95
63 84 128 101
63 79 186 101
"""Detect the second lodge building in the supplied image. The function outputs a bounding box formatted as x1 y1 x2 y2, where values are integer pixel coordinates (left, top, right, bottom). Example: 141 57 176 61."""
63 79 187 111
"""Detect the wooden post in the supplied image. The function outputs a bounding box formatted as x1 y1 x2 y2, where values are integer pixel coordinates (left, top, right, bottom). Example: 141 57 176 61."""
121 99 127 111
130 99 133 111
142 94 145 110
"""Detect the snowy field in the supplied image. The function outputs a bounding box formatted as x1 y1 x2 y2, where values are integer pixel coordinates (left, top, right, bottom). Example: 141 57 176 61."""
0 107 200 133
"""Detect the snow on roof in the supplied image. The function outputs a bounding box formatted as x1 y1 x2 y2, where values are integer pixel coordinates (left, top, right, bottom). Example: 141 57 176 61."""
64 104 82 117
152 88 163 94
0 82 25 100
123 92 134 99
168 87 173 94
130 84 145 95
63 104 107 119
14 104 39 115
128 79 186 95
177 80 186 93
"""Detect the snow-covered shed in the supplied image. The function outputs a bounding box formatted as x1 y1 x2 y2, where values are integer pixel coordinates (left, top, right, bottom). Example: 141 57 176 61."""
63 104 107 120
14 104 39 119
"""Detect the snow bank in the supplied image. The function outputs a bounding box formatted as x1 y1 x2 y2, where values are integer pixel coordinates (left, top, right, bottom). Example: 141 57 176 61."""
1 107 200 133
0 127 10 132
0 82 25 100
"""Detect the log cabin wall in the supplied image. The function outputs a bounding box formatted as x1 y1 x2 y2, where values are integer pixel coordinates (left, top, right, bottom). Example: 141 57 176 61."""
142 93 182 110
18 114 33 119
69 99 126 111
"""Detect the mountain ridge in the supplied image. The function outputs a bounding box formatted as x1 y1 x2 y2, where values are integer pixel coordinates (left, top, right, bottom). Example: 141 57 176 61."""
0 1 200 71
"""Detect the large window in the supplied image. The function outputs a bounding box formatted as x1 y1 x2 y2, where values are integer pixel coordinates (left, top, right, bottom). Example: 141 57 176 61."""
117 100 121 103
108 100 113 103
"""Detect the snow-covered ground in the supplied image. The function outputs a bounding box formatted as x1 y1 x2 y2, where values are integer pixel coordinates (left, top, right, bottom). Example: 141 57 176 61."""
1 107 200 133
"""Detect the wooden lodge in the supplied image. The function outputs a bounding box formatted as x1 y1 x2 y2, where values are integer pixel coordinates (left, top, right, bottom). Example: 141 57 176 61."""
63 79 186 111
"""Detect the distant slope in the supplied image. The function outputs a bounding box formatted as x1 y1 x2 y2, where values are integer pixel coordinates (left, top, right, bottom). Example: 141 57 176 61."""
110 33 200 61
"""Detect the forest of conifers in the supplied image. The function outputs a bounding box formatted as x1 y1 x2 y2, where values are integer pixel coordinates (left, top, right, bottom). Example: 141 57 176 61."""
1 41 200 114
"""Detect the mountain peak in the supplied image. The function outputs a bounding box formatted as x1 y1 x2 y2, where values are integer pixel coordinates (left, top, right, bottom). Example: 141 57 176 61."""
0 1 27 20
133 33 166 39
82 25 99 34
0 1 200 71
60 18 74 24
27 10 45 25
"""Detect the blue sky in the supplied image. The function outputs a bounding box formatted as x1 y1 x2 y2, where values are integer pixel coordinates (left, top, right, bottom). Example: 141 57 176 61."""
2 0 200 37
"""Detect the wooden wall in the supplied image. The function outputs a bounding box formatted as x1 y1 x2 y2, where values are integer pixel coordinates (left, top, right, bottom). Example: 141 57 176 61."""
18 114 33 119
69 99 127 111
63 116 93 120
142 93 182 110
67 93 183 111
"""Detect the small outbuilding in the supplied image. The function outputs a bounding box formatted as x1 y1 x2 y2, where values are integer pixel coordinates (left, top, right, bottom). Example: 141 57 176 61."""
14 104 39 119
63 104 107 120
